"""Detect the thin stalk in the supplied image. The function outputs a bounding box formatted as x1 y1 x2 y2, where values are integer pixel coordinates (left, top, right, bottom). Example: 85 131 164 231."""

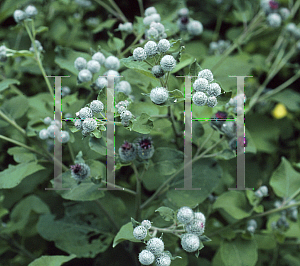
212 13 223 42
0 110 26 135
108 0 128 22
100 180 136 195
137 0 144 16
67 141 75 163
144 60 154 67
120 33 144 57
93 0 119 19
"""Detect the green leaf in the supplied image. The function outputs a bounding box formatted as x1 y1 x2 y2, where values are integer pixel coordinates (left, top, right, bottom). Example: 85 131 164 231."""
28 254 76 266
270 157 300 199
113 222 142 248
171 53 194 73
89 137 107 156
1 95 29 120
155 207 175 222
2 195 50 235
253 234 276 250
131 113 154 134
0 79 20 92
35 26 49 34
168 39 182 53
55 46 91 75
92 19 117 33
166 158 222 207
120 56 157 79
108 34 125 52
268 89 300 112
213 191 252 219
7 147 36 163
220 238 258 266
0 162 45 189
189 59 201 78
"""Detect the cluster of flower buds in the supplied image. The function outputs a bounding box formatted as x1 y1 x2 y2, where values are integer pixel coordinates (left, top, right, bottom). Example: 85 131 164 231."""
39 117 70 145
226 93 246 115
260 0 291 28
192 69 221 107
177 7 203 36
13 5 38 23
118 22 133 33
274 199 298 222
116 100 133 126
176 206 206 253
209 40 230 55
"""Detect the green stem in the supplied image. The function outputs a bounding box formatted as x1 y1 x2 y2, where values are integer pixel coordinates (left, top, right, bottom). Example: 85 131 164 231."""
140 137 225 209
100 180 136 195
137 0 144 16
120 33 144 57
164 71 170 88
24 21 54 99
144 59 154 67
93 0 120 19
67 141 75 163
108 0 128 22
212 13 223 42
0 110 26 135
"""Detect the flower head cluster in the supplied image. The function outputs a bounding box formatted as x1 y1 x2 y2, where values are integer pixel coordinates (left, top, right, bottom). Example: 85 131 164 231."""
192 69 220 107
135 136 155 160
29 40 43 52
143 7 161 31
260 1 290 27
70 163 90 181
118 22 133 33
39 117 70 144
226 93 247 115
177 206 206 253
13 5 38 23
209 40 230 55
176 8 203 36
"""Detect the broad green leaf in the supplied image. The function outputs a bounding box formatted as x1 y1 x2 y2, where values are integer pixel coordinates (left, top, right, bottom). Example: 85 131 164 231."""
166 158 222 207
89 137 107 156
189 59 201 78
120 56 157 79
0 79 20 92
2 195 50 236
131 113 154 134
92 19 117 33
55 46 91 75
213 191 252 219
220 238 258 266
7 147 36 163
113 222 142 247
0 195 8 219
168 39 182 53
269 89 300 112
28 254 76 266
0 162 45 189
1 95 29 120
155 207 175 222
270 157 300 199
254 234 276 250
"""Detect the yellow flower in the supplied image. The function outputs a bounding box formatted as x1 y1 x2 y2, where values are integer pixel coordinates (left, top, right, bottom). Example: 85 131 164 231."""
272 103 287 119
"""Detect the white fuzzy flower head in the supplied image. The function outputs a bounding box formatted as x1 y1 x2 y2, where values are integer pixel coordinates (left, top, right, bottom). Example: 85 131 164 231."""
121 110 133 122
160 55 176 72
92 52 106 64
82 118 97 132
139 250 155 265
118 22 133 33
181 233 200 252
74 119 82 130
95 77 108 90
192 92 207 106
145 7 157 16
247 225 256 234
146 237 164 256
144 41 158 57
24 5 38 18
29 40 43 52
143 13 161 26
78 107 93 119
150 22 165 34
177 206 194 224
87 60 101 73
198 69 214 82
207 83 222 97
43 117 52 125
115 81 132 95
74 57 87 71
133 47 147 61
185 218 205 236
141 220 152 230
47 125 58 139
207 96 218 107
158 39 170 53
61 86 71 97
178 7 189 17
193 78 209 92
155 253 171 266
39 129 49 140
105 55 120 70
187 20 203 35
267 13 282 28
78 69 92 83
279 8 290 20
259 185 268 196
70 163 90 180
90 100 104 113
116 100 129 109
152 65 165 78
147 27 159 39
151 13 161 23
194 212 206 224
247 219 257 230
133 225 147 240
105 70 121 83
13 10 26 23
150 87 169 105
60 131 70 143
